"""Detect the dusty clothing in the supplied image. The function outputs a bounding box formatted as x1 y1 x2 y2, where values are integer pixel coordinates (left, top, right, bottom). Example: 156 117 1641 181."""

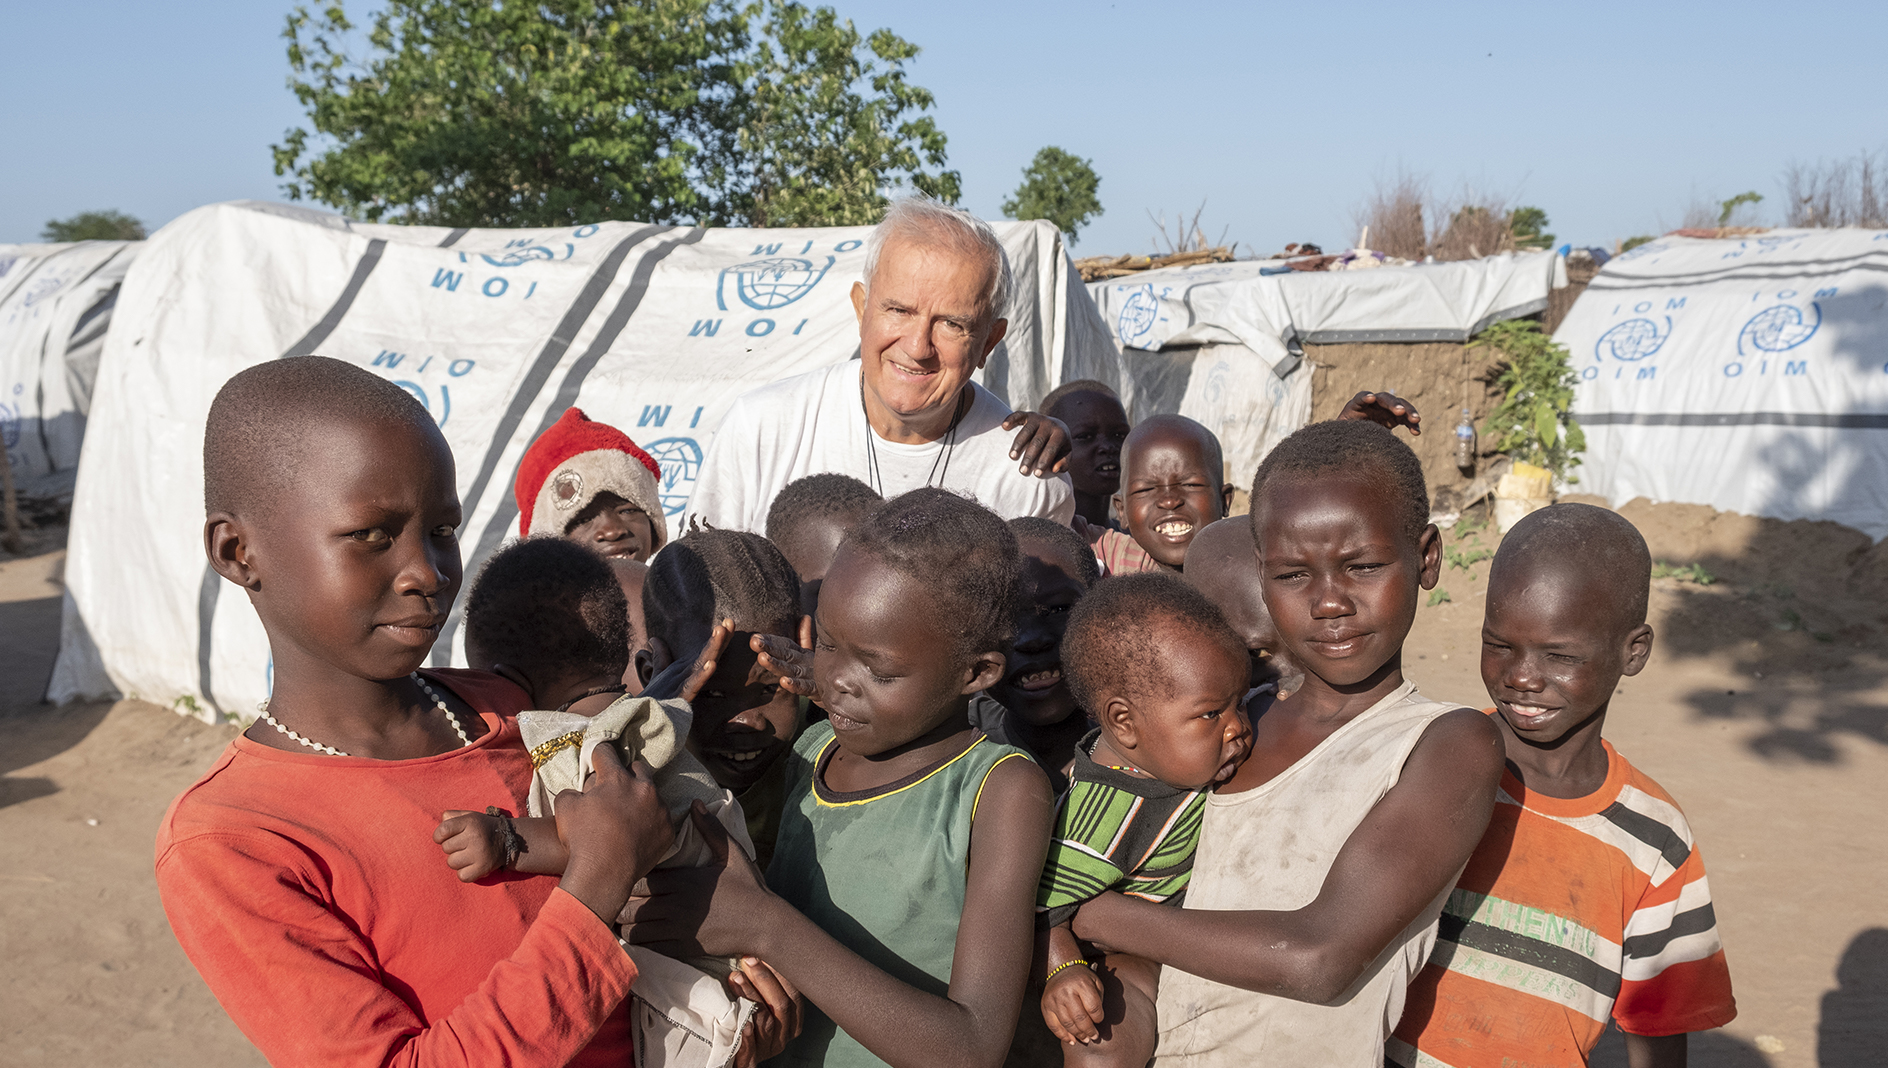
1088 525 1160 577
682 360 1074 533
1154 681 1463 1068
521 695 758 1068
1389 735 1737 1068
154 670 636 1068
765 722 1034 1068
1037 729 1209 928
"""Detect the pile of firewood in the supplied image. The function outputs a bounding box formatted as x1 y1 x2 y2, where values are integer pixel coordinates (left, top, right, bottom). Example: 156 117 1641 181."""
1073 246 1236 282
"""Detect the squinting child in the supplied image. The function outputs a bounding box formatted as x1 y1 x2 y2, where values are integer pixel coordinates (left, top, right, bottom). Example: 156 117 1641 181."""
624 487 1055 1068
972 516 1102 793
1085 414 1232 576
1058 419 1506 1067
637 529 808 869
1390 504 1736 1068
1040 380 1131 530
1183 516 1301 714
1036 573 1253 1066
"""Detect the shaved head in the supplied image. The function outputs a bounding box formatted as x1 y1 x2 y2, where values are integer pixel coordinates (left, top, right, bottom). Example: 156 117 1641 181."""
1490 504 1652 632
204 356 438 518
1122 414 1223 480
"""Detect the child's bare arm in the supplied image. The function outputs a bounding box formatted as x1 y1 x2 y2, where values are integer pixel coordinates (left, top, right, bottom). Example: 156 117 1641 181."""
626 759 1055 1068
1039 922 1104 1045
434 811 570 880
1623 1032 1687 1068
1070 708 1503 1004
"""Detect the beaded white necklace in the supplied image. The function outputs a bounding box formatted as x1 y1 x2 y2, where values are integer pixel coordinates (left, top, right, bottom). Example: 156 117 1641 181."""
256 673 472 757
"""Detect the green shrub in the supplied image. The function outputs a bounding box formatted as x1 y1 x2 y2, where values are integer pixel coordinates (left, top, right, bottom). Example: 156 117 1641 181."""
1470 320 1587 481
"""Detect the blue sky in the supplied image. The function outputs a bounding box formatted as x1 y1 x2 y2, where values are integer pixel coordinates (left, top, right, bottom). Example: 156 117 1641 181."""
4 1 1884 253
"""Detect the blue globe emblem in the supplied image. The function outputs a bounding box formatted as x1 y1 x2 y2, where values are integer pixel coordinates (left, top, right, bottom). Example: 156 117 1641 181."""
1738 304 1821 355
721 257 833 311
1117 285 1159 345
644 436 704 516
1596 317 1669 362
481 246 556 267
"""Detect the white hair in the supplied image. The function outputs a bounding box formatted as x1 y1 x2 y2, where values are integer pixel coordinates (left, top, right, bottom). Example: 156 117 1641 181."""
861 196 1014 323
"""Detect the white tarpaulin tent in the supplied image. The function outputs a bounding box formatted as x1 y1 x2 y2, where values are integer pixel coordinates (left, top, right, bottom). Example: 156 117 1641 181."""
48 200 1118 716
1085 250 1568 486
0 240 139 497
1554 229 1888 540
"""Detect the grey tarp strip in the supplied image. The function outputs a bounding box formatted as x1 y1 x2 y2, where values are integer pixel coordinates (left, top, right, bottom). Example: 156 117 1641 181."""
281 238 389 357
1579 411 1888 428
34 246 130 462
196 565 223 717
1293 297 1550 346
434 227 706 665
453 225 670 537
1587 260 1888 292
438 228 470 248
1596 249 1888 284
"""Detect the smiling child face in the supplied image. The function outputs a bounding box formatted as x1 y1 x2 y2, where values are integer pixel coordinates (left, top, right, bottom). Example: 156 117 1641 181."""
1115 420 1229 569
987 534 1090 727
1254 473 1438 690
566 491 656 561
1050 390 1131 499
688 635 803 792
1480 563 1650 747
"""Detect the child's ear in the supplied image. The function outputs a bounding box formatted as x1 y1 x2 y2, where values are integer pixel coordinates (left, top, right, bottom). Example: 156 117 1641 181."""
204 514 260 591
1111 492 1125 520
1416 523 1443 590
1621 622 1655 677
1219 483 1235 518
637 638 674 688
1102 696 1138 750
962 650 1005 695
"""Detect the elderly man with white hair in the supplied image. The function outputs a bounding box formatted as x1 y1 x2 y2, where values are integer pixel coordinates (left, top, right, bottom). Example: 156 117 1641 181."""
682 198 1075 532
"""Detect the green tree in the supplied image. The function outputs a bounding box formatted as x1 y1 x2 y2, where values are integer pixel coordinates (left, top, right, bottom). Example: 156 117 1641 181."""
271 0 956 229
1001 147 1102 245
1470 320 1586 480
1509 205 1554 250
706 2 958 226
41 210 146 242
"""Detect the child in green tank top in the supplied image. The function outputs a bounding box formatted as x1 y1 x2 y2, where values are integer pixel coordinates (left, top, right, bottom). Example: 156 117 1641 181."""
623 488 1056 1068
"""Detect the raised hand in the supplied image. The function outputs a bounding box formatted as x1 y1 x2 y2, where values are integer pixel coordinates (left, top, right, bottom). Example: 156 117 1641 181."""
754 616 817 700
643 618 736 704
1337 390 1422 435
1002 410 1073 477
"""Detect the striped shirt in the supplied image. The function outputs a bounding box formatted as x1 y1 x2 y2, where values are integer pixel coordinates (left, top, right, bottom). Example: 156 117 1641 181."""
1089 526 1161 577
1037 730 1208 927
1388 737 1736 1068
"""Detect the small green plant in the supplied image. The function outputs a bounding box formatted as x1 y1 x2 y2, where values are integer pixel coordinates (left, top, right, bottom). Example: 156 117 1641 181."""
1427 588 1452 607
1651 561 1716 585
1620 234 1656 252
1718 191 1763 226
1471 320 1587 481
1445 545 1494 572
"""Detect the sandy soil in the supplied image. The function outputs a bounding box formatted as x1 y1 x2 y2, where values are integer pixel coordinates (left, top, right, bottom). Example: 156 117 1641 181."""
3 500 1885 1067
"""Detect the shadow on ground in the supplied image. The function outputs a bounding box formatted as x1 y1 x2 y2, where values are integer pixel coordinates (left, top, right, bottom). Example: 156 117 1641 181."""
2 589 113 809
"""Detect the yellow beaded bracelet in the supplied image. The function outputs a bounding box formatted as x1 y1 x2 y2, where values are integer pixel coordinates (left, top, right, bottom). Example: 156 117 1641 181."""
1045 959 1092 983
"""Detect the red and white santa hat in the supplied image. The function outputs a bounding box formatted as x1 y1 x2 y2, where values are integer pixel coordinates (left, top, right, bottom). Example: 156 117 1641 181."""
513 407 667 551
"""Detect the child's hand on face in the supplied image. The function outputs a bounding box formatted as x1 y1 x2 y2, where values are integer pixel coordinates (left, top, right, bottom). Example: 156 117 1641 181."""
752 617 817 700
1041 962 1105 1045
642 619 737 704
434 810 507 882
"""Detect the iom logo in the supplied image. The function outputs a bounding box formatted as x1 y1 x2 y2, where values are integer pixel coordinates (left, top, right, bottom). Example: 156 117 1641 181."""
1117 284 1159 347
1596 317 1670 362
717 257 835 311
644 436 704 516
1738 303 1821 355
480 245 558 267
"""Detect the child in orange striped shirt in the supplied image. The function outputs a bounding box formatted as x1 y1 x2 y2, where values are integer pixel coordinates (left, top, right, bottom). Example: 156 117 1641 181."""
1389 503 1736 1068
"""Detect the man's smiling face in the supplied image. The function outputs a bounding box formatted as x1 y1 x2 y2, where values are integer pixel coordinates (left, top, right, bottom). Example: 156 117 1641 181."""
852 234 1007 438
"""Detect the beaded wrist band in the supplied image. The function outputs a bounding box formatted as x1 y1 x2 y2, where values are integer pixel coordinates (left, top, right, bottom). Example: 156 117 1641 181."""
1045 959 1092 983
485 807 527 870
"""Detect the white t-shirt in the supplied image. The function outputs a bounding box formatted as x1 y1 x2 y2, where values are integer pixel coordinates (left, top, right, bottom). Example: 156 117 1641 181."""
684 361 1074 534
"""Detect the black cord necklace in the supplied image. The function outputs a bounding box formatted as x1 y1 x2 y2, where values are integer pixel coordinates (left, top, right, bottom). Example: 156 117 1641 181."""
861 375 970 497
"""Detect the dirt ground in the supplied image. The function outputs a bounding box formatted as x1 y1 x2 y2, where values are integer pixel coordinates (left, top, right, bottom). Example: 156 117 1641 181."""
3 499 1885 1067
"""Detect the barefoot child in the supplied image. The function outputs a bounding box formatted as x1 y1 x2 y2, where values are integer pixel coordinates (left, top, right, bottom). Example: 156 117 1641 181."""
972 516 1102 793
1063 419 1507 1067
1389 504 1736 1068
1036 573 1254 1066
1085 415 1233 576
158 357 667 1066
624 487 1056 1068
1040 380 1131 530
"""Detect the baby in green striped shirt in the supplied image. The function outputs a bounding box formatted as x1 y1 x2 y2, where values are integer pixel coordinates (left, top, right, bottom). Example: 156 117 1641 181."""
1035 572 1255 1066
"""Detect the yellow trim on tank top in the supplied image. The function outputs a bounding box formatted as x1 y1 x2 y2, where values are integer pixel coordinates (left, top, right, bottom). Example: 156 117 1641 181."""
813 734 993 809
971 752 1033 823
